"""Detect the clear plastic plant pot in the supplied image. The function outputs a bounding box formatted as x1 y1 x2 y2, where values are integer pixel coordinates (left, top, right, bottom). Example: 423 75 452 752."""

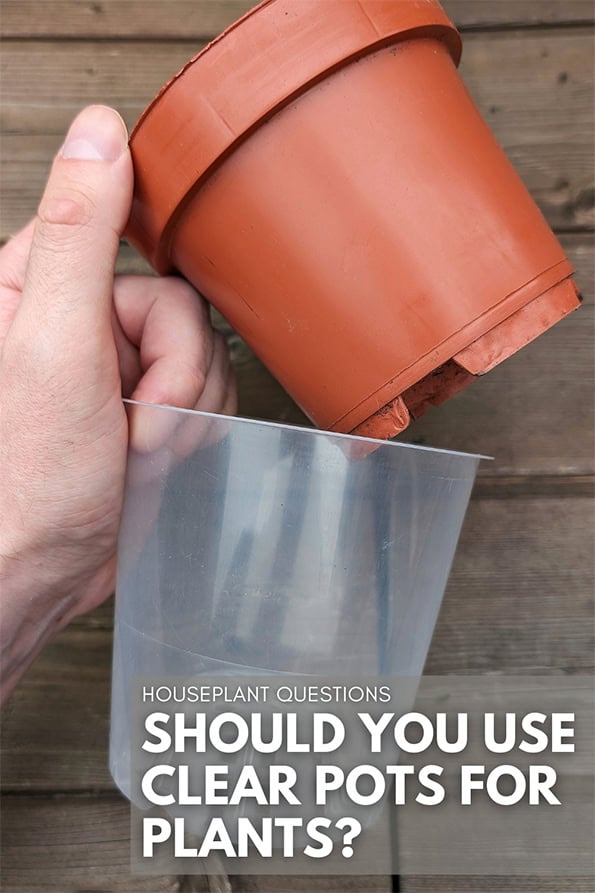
109 401 483 801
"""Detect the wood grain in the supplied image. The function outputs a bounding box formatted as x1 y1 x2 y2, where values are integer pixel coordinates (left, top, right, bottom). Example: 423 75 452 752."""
400 879 595 892
229 878 391 892
0 628 114 790
425 493 594 675
1 29 593 236
1 790 590 893
2 495 592 792
0 794 191 892
0 792 390 892
1 0 593 39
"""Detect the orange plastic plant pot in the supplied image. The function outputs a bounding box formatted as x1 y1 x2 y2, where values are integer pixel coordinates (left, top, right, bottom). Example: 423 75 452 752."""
126 0 580 439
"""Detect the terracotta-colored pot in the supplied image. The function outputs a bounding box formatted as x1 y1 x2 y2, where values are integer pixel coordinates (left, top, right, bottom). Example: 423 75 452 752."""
126 0 579 439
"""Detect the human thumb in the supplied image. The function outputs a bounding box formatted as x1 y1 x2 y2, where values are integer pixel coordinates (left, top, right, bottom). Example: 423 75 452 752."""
16 105 132 343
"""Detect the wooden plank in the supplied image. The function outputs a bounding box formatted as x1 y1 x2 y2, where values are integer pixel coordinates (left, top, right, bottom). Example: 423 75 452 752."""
1 495 592 792
1 0 593 39
1 41 205 138
425 493 594 675
1 797 591 893
113 233 594 478
0 628 114 791
471 475 595 500
459 31 594 231
229 878 391 892
6 792 588 893
0 794 193 892
401 878 595 892
1 29 594 235
0 793 386 893
446 0 595 29
0 0 251 39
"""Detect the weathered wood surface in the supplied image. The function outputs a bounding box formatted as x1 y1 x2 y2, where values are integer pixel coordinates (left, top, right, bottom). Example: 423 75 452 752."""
228 879 390 892
0 792 592 893
1 29 594 236
1 781 591 893
426 493 594 675
0 628 113 791
1 0 593 38
0 794 206 893
0 790 388 893
2 494 592 793
401 879 595 892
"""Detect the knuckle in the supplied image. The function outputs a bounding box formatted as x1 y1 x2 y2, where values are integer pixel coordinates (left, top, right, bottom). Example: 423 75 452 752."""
37 185 97 242
170 356 207 404
186 362 207 397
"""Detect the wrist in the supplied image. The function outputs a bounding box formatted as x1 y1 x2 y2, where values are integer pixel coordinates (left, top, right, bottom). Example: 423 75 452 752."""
0 534 78 703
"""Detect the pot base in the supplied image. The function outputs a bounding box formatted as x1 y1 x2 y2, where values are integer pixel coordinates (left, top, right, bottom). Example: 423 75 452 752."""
351 277 580 440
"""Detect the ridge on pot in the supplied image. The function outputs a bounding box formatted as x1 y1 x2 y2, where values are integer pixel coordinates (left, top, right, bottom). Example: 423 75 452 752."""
125 0 580 440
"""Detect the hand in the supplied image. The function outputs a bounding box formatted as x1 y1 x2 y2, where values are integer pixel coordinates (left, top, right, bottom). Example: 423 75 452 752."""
0 106 236 701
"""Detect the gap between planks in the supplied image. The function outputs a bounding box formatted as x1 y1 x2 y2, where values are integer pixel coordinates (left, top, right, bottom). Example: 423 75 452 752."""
1 21 594 42
470 474 594 499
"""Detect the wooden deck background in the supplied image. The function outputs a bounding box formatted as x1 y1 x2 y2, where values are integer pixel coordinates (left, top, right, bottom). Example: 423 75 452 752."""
1 1 594 890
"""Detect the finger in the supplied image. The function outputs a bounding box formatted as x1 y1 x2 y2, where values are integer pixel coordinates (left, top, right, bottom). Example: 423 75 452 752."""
195 332 234 413
128 333 235 456
0 221 37 352
115 274 216 452
14 106 132 354
170 333 237 459
114 274 214 407
0 219 36 293
111 304 142 397
121 344 235 558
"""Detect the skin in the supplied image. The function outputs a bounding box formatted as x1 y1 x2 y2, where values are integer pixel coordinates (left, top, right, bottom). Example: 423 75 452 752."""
0 106 236 702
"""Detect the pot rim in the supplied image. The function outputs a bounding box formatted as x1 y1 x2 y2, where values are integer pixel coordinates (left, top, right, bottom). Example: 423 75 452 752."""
126 0 461 271
123 398 491 462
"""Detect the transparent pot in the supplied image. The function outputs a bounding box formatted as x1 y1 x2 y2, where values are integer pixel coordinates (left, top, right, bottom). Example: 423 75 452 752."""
110 401 483 799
